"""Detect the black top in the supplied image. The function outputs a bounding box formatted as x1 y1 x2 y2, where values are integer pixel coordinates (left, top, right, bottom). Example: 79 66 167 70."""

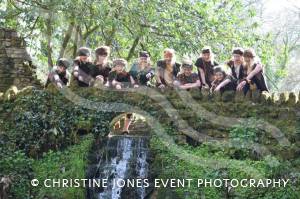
90 63 112 83
195 58 218 86
211 75 237 93
249 64 268 92
45 69 69 88
73 60 94 87
227 61 246 81
108 71 131 83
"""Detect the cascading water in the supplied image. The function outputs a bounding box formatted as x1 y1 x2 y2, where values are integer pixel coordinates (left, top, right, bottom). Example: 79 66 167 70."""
87 135 150 199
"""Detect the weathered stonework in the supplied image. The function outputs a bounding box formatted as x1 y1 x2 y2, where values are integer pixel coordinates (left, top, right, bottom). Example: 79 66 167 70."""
0 28 40 92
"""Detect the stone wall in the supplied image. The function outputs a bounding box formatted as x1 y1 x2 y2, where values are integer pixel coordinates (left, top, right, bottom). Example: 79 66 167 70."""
0 28 40 92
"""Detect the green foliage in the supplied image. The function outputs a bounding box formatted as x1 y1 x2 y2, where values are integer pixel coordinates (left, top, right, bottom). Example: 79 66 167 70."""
1 88 300 198
0 89 112 157
0 0 276 83
0 150 34 199
32 134 94 199
150 135 300 199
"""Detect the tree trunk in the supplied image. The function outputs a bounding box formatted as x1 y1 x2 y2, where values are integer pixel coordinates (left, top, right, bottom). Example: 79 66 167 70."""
46 12 54 68
73 25 81 58
126 36 140 61
59 21 75 58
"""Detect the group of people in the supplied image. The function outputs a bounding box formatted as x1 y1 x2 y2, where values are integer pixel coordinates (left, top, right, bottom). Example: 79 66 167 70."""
45 45 268 135
46 46 268 94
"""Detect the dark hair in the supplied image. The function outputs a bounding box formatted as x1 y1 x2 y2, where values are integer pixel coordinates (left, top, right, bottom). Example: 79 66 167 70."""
57 58 70 68
213 67 226 77
139 51 150 58
95 46 110 56
232 47 244 56
243 48 256 58
113 58 127 67
77 47 91 57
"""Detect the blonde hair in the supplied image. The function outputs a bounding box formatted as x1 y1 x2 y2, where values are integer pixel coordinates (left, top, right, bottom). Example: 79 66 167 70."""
163 48 176 65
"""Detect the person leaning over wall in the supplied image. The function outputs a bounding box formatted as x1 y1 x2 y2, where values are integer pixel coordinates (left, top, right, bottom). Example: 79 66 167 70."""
90 46 112 87
226 47 247 93
72 47 94 87
173 59 201 90
129 51 155 87
108 58 138 90
45 58 71 89
155 48 181 89
210 66 236 93
195 46 219 89
236 48 269 93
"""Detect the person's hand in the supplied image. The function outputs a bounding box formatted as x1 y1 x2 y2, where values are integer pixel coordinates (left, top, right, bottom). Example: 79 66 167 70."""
78 76 83 81
116 84 122 90
158 84 165 89
173 81 181 87
202 84 209 89
73 71 79 77
179 85 187 89
57 82 63 89
146 73 152 79
96 75 104 83
214 86 221 92
237 81 246 91
133 84 139 88
96 75 104 80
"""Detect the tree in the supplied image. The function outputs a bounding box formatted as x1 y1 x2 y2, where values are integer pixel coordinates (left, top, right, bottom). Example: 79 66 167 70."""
0 0 275 84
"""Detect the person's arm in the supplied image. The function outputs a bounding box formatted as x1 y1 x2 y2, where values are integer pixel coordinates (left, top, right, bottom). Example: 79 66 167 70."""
246 63 263 80
179 80 201 89
73 64 79 77
53 74 63 89
215 79 231 91
155 67 165 88
198 68 206 85
146 68 155 79
130 76 139 88
65 71 71 87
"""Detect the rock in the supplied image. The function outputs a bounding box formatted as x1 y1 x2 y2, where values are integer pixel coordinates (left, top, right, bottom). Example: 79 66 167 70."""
287 92 297 106
4 85 18 101
252 90 261 103
222 91 235 102
0 29 40 92
234 90 244 102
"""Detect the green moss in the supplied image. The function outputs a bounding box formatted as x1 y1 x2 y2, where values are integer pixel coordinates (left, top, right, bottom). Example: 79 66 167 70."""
32 134 94 199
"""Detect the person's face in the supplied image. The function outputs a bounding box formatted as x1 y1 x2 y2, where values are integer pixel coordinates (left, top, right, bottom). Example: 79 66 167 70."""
139 57 148 64
202 53 210 62
244 56 252 63
215 72 224 81
57 66 66 73
164 53 173 64
233 54 243 64
183 67 192 76
98 55 107 62
115 65 124 72
80 56 88 62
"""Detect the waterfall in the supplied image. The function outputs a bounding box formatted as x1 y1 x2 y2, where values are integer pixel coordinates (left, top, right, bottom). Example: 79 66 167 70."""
88 136 150 199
